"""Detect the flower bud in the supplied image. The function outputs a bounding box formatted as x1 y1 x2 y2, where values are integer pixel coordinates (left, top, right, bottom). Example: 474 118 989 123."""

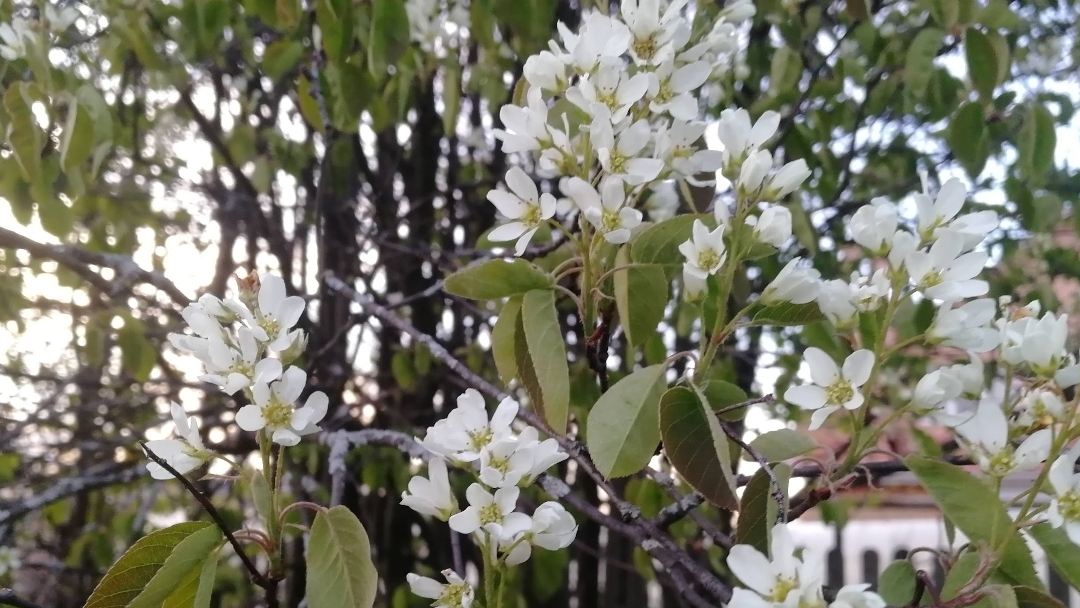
763 159 811 200
278 329 308 365
197 293 236 324
751 206 792 247
236 272 261 309
737 149 772 197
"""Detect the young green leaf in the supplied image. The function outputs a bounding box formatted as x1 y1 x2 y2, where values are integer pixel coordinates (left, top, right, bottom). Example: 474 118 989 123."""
1028 524 1080 589
965 28 998 99
161 553 217 608
520 290 570 434
307 506 379 608
698 373 749 421
586 364 668 478
745 429 819 462
128 524 224 607
85 522 217 608
249 469 275 527
735 463 791 554
905 28 944 98
751 302 826 327
60 97 95 173
1014 586 1067 608
904 456 1042 588
878 560 918 606
443 259 553 300
614 246 668 348
4 82 43 185
491 296 522 384
660 386 738 509
949 101 989 179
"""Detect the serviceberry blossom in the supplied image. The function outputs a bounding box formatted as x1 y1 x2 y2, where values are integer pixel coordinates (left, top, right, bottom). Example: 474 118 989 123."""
621 0 690 66
401 458 457 520
849 199 899 255
420 389 519 462
551 12 631 74
523 51 567 92
1016 388 1067 427
502 501 578 565
784 348 874 429
566 59 650 123
516 426 569 484
235 367 329 446
199 329 283 395
953 401 1052 478
914 369 964 411
250 275 307 351
927 299 1000 352
448 484 532 542
946 354 986 398
716 108 780 173
726 524 819 608
44 5 80 32
679 219 726 299
1047 442 1080 545
1000 310 1070 376
762 159 811 201
760 257 820 305
816 279 859 329
644 181 680 221
747 206 792 248
564 177 642 244
905 233 989 301
830 585 887 608
0 18 32 60
646 59 710 120
654 120 723 178
737 149 772 197
914 177 967 240
478 437 535 488
407 569 475 608
487 166 557 255
145 403 211 479
494 88 553 154
592 119 665 185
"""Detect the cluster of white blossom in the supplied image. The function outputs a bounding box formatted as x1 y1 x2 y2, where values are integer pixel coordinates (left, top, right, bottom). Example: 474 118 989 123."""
0 545 20 578
149 274 326 478
0 5 79 60
403 389 576 607
727 524 885 608
487 0 756 255
404 0 470 53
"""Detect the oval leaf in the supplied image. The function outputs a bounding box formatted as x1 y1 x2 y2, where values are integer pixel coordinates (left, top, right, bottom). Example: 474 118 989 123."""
85 522 215 608
751 302 826 327
1028 523 1080 590
735 463 791 554
614 246 668 348
745 429 819 462
586 364 668 478
905 28 944 98
491 296 522 385
904 456 1041 588
660 386 738 509
307 506 379 608
128 523 223 607
965 27 998 99
1015 586 1067 608
520 290 570 434
161 553 217 608
443 259 553 300
879 560 918 606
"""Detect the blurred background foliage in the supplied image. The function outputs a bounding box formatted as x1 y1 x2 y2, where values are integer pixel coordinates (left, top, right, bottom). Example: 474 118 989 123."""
0 0 1077 605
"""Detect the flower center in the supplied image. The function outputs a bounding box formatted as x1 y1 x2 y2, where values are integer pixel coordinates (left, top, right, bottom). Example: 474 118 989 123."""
696 248 720 272
263 400 293 429
1059 490 1080 522
766 576 800 603
439 583 470 608
478 503 503 526
488 454 511 475
920 270 943 289
986 448 1015 477
467 427 493 452
521 203 542 227
632 34 659 61
260 317 282 340
671 145 693 159
595 88 618 111
825 380 855 405
654 79 674 104
607 150 628 175
601 208 621 233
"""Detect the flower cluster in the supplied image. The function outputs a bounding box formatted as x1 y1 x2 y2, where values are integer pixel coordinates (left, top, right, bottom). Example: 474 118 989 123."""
727 524 885 608
152 274 326 477
0 5 79 60
403 389 577 606
487 0 756 255
774 176 1005 429
404 0 470 53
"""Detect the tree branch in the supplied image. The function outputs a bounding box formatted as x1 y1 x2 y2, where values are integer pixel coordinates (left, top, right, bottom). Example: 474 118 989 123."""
0 590 43 608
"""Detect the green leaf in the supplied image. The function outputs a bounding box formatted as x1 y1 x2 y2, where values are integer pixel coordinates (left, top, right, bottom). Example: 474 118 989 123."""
965 28 998 98
1028 524 1080 589
930 0 960 27
879 560 919 606
491 296 521 385
263 40 305 79
986 31 1011 87
769 46 803 96
60 97 94 174
630 214 712 267
788 202 818 256
751 302 826 327
4 81 42 184
660 386 738 509
521 290 570 434
949 101 989 179
614 246 668 348
699 374 749 421
162 553 217 608
85 522 215 608
307 506 379 608
276 0 301 29
746 429 819 462
735 463 791 555
442 62 461 137
249 470 275 527
1014 586 1067 608
368 0 410 76
1018 104 1056 179
906 28 944 98
128 524 224 607
904 456 1041 588
443 259 553 300
586 364 668 478
118 316 156 382
978 0 1021 29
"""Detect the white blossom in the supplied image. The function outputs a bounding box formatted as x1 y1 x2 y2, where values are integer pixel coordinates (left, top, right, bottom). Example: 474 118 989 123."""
748 206 792 248
494 88 552 153
737 149 772 196
784 348 874 429
478 437 535 488
516 427 568 484
914 369 964 411
552 12 631 74
253 274 307 351
887 230 919 272
646 60 709 119
905 233 989 301
407 569 475 608
1016 389 1067 427
401 458 457 520
953 401 1052 477
761 258 820 305
198 329 283 395
523 51 566 92
1003 311 1070 375
727 524 819 608
716 108 779 171
621 0 690 65
420 390 519 462
235 367 328 446
593 119 665 185
816 279 859 329
644 181 680 221
565 177 642 244
927 299 1000 352
946 354 985 398
45 4 80 32
763 159 811 201
145 403 211 480
502 501 579 565
849 199 898 254
487 166 557 255
566 59 650 123
654 120 723 177
679 220 727 293
830 584 887 608
1046 442 1080 545
448 484 532 542
914 176 965 239
0 18 33 61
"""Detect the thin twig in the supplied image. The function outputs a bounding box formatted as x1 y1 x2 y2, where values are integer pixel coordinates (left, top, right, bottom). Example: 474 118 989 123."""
140 443 274 590
0 590 43 608
722 421 786 523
